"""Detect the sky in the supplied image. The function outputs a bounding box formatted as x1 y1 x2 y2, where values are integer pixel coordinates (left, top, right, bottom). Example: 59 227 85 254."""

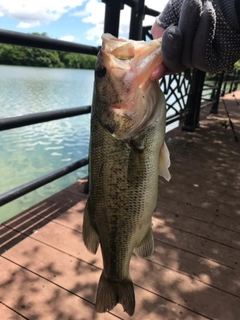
0 0 168 46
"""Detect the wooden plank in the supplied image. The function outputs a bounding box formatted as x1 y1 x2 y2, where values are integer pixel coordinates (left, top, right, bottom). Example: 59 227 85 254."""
158 196 240 234
3 196 240 294
0 257 117 320
3 219 240 320
152 220 240 270
0 303 27 320
158 178 239 213
6 195 240 272
23 202 240 296
153 209 240 251
1 230 208 320
151 239 240 297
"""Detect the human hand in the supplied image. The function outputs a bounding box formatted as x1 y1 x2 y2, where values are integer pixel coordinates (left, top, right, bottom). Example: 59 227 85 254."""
151 0 240 80
150 23 169 80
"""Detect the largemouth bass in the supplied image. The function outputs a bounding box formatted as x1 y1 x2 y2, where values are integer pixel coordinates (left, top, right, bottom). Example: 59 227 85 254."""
83 33 170 316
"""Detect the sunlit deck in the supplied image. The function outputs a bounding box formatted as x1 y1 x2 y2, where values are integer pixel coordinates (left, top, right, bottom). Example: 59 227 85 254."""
1 91 240 320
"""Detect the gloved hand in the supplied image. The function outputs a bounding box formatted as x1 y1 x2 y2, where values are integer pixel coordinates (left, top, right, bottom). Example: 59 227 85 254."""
152 0 240 76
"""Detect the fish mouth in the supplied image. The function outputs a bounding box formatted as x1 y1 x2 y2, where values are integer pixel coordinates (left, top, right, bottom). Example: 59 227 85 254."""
96 34 164 140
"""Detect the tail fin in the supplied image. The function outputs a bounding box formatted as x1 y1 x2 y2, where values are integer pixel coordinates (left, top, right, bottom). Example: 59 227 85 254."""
95 271 135 316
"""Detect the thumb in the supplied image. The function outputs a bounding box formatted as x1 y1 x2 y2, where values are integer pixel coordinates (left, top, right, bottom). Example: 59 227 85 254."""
161 25 186 73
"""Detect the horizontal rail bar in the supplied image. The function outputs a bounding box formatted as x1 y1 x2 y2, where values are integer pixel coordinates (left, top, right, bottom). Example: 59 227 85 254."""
124 0 136 7
222 79 240 84
200 101 216 109
103 0 136 8
166 114 184 126
166 109 187 124
0 105 91 131
203 83 218 90
145 6 160 16
0 29 99 55
202 84 220 90
0 157 89 207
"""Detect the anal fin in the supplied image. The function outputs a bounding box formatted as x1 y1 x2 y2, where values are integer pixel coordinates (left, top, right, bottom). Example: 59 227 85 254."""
134 227 154 258
82 201 99 254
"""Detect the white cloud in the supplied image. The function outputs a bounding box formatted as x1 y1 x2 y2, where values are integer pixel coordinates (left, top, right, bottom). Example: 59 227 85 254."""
85 24 103 44
71 9 87 18
72 0 104 44
81 0 104 25
76 0 168 43
59 35 75 42
17 21 40 28
145 0 167 12
0 0 169 44
143 0 169 25
0 0 87 28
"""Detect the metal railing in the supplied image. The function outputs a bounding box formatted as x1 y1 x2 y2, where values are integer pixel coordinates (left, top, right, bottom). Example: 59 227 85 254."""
0 31 98 207
0 0 239 211
0 0 161 208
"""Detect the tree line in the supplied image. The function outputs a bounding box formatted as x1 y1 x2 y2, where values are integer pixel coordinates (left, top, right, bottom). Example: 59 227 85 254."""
0 32 96 69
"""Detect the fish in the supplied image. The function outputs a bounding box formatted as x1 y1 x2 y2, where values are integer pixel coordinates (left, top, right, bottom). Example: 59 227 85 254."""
82 33 170 316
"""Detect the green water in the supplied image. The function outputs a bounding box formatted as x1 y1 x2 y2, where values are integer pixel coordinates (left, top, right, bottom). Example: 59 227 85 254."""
0 66 94 223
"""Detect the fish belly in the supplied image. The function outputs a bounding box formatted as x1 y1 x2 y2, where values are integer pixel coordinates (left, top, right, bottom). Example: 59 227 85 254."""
83 109 165 315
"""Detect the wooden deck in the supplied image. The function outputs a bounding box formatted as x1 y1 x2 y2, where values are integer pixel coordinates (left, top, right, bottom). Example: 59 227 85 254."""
1 91 240 320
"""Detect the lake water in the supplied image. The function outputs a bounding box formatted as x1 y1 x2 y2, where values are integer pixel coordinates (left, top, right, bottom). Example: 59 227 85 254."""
0 65 184 224
0 66 93 223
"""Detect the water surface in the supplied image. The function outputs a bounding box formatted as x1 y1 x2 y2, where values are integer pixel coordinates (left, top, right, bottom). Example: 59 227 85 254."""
0 66 93 223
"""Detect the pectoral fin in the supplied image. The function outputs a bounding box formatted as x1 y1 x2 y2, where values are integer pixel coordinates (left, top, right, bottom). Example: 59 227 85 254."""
82 201 99 254
158 141 171 181
134 228 154 258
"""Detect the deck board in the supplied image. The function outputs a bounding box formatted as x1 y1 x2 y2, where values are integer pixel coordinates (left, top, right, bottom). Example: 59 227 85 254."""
1 91 240 320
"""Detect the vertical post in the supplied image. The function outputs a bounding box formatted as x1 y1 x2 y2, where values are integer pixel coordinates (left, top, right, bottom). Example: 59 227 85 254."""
221 73 228 97
129 0 145 40
233 69 240 92
210 72 224 114
102 0 123 37
182 69 205 132
229 69 236 93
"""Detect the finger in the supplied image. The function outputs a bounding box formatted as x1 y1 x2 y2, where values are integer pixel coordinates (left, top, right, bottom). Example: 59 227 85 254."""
151 22 165 39
150 23 167 79
178 0 202 68
192 1 216 72
150 64 169 80
161 25 186 73
158 0 183 29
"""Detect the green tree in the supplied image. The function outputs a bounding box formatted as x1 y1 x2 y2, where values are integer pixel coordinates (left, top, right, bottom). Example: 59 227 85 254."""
0 32 96 69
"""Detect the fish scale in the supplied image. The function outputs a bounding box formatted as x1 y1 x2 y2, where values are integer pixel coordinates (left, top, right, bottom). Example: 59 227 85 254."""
82 33 170 316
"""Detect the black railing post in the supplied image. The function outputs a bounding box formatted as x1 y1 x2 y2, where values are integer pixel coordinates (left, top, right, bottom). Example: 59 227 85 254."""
102 0 124 37
233 69 240 92
129 0 145 40
221 73 228 97
182 69 205 132
210 72 224 114
229 69 236 93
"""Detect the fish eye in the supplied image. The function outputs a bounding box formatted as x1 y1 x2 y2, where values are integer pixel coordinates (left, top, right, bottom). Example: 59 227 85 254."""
95 66 106 78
